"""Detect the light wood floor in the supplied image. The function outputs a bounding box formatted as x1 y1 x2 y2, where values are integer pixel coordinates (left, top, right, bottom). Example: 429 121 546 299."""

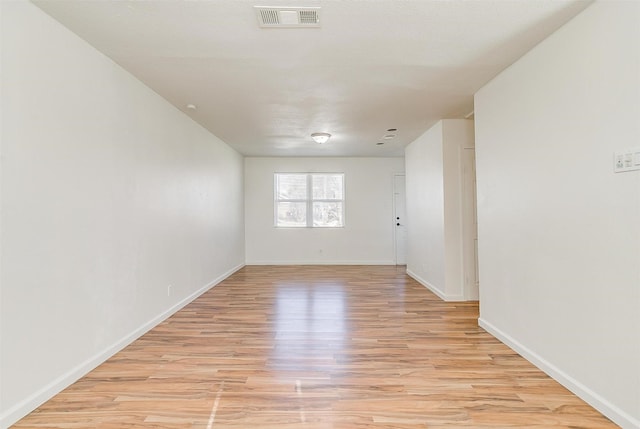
14 266 615 428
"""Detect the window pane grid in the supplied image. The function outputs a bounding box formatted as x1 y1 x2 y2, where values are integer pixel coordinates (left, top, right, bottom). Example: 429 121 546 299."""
275 173 344 228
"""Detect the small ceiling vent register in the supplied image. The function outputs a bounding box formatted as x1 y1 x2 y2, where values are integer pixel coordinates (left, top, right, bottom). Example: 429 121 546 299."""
255 6 321 28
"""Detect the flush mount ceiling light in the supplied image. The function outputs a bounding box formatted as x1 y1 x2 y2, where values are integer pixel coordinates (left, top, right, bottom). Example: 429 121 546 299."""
311 132 331 144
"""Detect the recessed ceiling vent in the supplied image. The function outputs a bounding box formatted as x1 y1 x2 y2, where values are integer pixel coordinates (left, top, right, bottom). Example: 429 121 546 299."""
254 6 321 28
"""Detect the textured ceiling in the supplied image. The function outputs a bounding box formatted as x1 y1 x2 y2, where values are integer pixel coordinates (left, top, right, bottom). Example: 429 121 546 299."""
33 0 592 157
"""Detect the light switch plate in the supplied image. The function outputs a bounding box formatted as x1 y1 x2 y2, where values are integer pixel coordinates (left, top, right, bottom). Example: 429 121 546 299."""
614 147 640 173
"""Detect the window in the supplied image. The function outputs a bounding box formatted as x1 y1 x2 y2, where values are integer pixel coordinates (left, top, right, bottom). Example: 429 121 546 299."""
275 173 344 227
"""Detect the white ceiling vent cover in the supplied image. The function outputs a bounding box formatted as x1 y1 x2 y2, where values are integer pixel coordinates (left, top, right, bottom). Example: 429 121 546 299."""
255 6 321 28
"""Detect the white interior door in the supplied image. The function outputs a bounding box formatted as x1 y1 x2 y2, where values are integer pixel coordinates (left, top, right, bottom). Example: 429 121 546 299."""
393 174 407 265
462 149 479 300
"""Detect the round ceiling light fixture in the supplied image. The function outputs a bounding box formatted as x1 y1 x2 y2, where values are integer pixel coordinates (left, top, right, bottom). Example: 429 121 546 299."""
311 132 331 144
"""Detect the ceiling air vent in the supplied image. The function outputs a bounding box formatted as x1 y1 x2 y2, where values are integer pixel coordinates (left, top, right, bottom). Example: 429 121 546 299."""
255 6 321 28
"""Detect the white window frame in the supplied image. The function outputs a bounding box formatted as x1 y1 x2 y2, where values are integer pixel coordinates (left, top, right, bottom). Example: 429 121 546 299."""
274 172 345 228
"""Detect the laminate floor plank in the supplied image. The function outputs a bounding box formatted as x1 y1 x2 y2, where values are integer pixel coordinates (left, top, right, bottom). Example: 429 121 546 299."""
13 266 615 428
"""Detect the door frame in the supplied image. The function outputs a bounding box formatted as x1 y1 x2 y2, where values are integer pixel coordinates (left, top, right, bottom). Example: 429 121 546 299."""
461 148 479 300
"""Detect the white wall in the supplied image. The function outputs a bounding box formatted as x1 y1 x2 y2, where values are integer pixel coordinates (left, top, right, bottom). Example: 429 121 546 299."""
245 157 404 264
406 123 446 293
474 2 639 428
0 2 245 427
405 120 475 301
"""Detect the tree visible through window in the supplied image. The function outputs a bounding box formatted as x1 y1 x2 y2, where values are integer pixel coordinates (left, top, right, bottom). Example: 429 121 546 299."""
275 173 344 227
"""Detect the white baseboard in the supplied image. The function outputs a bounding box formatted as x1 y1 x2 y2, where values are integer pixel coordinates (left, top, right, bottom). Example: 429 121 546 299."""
478 317 640 429
245 260 397 265
406 269 465 301
0 263 245 429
